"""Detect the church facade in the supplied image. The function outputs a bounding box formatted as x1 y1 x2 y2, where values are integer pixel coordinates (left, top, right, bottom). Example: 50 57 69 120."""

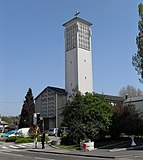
35 86 67 130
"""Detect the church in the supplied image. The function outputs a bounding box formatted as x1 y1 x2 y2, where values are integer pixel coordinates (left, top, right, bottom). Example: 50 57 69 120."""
35 15 122 130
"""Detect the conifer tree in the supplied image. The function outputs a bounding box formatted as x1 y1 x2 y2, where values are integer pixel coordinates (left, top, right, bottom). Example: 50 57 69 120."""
19 88 35 128
132 3 143 82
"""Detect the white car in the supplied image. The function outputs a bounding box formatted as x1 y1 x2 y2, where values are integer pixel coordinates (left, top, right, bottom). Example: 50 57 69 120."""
48 128 58 136
9 128 30 138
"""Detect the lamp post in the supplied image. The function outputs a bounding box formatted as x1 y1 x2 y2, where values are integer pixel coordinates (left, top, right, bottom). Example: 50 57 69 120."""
55 93 57 129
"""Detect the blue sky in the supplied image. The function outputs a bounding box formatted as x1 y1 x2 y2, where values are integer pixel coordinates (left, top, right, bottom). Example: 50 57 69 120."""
0 0 143 116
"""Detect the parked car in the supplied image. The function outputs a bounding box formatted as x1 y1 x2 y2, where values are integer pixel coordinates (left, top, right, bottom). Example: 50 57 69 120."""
1 130 16 138
48 128 58 136
58 127 70 137
9 128 30 138
59 127 70 133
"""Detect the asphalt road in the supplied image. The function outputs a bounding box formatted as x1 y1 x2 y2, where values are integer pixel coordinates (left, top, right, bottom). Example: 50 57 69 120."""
0 147 143 160
0 150 108 160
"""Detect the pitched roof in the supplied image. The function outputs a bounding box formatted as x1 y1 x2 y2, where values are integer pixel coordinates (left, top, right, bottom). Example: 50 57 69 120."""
124 95 143 103
35 86 67 100
97 93 123 102
63 17 92 27
47 86 67 94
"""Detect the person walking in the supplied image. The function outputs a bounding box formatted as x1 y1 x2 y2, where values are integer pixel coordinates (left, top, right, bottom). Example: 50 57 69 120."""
41 131 45 149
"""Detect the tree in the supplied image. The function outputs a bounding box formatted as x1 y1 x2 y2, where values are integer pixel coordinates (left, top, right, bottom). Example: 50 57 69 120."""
83 93 113 140
1 116 20 125
61 91 113 145
119 85 143 98
109 103 143 138
132 3 143 82
61 91 85 144
19 88 35 128
1 116 13 124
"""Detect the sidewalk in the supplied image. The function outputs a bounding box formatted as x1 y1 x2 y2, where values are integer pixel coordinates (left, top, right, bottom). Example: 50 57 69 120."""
27 142 143 159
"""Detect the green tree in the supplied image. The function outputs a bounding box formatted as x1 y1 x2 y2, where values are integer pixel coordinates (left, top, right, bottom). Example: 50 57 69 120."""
132 3 143 82
61 91 113 145
19 88 35 128
83 93 113 140
1 116 13 124
109 103 143 138
1 116 20 125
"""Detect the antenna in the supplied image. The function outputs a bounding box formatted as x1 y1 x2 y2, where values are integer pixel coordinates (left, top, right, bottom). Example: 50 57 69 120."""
74 11 80 17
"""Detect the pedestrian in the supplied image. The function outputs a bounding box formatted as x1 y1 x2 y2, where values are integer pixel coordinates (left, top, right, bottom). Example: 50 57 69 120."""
41 131 45 149
57 128 62 137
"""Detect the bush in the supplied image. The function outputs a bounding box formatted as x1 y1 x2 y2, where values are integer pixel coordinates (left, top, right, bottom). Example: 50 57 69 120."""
15 137 34 143
61 133 75 145
15 135 50 143
5 136 18 142
5 135 50 144
37 135 50 142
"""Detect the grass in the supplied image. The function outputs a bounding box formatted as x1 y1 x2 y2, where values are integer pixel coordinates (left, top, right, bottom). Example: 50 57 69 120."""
57 144 80 150
56 137 143 150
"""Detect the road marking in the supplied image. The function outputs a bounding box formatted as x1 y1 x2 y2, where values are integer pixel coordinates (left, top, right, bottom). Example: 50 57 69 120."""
16 144 26 148
35 157 55 160
2 146 8 149
9 145 19 149
109 148 127 152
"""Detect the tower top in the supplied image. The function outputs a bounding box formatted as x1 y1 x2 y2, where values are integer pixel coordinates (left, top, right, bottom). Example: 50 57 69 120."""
63 17 92 27
74 11 80 17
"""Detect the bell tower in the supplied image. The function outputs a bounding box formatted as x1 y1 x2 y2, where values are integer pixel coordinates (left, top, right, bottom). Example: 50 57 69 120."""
63 14 93 98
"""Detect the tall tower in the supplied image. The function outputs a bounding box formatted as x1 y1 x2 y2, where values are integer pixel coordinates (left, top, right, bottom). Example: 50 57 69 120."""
63 15 93 98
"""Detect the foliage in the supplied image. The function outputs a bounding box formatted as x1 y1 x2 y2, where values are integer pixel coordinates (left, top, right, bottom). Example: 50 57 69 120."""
109 103 143 138
132 3 143 82
37 135 50 142
15 137 34 143
28 126 41 138
19 88 35 128
61 132 74 145
119 85 143 98
5 136 18 142
1 117 13 124
61 91 113 145
1 116 20 125
5 135 49 143
83 93 113 139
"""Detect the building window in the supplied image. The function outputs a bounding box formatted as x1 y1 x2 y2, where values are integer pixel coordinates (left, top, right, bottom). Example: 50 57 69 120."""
78 23 90 51
66 24 77 51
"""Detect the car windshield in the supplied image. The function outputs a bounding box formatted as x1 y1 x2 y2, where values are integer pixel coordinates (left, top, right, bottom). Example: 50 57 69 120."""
49 129 54 131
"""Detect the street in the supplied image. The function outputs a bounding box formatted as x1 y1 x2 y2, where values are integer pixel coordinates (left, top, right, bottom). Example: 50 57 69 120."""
0 149 143 160
0 150 108 160
0 137 143 160
0 142 143 160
